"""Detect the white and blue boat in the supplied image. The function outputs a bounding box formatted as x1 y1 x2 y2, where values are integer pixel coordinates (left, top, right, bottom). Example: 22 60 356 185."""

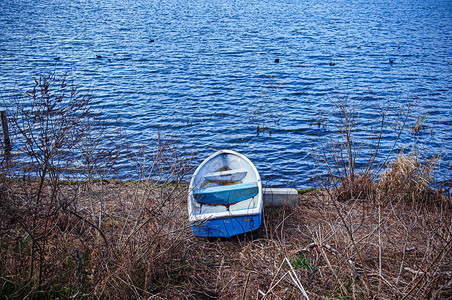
188 150 263 238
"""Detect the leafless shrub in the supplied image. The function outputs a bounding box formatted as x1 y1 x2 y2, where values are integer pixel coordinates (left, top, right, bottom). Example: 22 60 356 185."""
333 173 376 202
312 92 414 201
0 73 93 294
309 90 451 299
89 133 194 298
316 93 450 208
0 74 194 299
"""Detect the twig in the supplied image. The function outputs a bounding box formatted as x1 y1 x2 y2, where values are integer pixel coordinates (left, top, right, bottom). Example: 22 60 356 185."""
401 238 452 300
216 257 224 290
314 233 347 295
284 258 310 299
261 257 287 299
404 267 452 277
261 271 289 299
295 242 341 256
329 191 372 295
66 208 109 249
260 257 310 299
241 272 251 300
378 202 382 297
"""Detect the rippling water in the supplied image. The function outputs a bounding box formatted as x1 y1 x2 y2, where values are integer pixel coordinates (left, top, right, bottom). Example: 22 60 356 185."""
1 0 451 187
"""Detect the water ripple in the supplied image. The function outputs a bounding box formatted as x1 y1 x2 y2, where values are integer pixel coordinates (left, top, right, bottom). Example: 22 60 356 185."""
0 0 451 187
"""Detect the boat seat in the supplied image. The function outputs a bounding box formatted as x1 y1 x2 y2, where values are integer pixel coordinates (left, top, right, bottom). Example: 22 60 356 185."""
193 182 259 205
205 168 247 183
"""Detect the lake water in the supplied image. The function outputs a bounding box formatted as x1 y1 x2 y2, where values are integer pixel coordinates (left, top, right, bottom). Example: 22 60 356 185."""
1 0 451 187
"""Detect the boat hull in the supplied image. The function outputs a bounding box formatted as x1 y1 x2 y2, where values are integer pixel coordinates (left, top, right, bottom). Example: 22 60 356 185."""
191 214 262 238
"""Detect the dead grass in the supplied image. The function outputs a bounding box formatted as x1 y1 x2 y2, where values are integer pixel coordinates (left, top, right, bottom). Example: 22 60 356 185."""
378 150 446 205
3 180 450 299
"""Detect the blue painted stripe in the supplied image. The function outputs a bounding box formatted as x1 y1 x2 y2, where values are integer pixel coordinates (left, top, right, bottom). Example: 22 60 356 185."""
191 214 262 238
193 182 259 205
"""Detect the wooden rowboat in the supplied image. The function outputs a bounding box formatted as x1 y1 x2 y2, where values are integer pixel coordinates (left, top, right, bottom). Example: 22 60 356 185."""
188 150 263 237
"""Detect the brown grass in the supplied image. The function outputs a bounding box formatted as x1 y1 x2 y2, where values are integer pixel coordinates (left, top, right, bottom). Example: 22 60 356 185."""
1 180 450 299
378 150 446 205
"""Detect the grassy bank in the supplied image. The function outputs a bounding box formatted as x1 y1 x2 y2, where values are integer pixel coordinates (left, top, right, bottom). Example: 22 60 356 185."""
0 180 450 299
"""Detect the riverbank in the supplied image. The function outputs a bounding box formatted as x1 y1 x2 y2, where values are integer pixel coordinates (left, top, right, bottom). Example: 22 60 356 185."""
1 180 450 299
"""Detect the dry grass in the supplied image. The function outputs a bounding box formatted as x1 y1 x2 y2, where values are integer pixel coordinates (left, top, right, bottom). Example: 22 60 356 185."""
378 150 446 205
1 180 451 299
333 174 376 203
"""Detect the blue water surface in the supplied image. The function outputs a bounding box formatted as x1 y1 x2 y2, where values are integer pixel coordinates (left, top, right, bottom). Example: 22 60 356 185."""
1 0 451 187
